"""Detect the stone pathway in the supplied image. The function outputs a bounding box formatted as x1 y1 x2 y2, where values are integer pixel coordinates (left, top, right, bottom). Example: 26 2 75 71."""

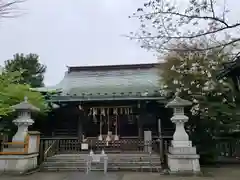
1 166 240 180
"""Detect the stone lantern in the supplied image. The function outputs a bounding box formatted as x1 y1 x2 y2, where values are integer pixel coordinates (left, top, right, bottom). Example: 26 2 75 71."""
11 96 40 142
165 93 200 174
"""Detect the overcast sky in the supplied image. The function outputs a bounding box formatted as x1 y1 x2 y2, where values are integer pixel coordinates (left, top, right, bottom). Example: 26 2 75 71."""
0 0 155 86
0 0 238 86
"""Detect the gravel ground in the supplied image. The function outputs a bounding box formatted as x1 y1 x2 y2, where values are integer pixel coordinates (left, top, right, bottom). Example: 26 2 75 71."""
0 166 239 180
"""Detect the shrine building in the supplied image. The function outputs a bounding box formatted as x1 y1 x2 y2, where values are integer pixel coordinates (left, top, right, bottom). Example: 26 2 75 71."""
33 63 174 154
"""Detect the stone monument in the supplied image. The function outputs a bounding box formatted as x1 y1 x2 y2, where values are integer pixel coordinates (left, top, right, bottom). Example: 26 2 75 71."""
0 97 41 174
166 93 200 174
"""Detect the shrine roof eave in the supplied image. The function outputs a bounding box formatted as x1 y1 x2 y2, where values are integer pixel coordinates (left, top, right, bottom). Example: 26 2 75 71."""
47 95 166 103
30 87 62 93
216 57 240 80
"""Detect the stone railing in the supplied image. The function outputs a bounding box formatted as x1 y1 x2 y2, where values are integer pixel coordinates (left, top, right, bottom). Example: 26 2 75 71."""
215 137 240 161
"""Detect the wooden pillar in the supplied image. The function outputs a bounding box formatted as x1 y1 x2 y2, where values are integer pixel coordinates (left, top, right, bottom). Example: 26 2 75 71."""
137 115 140 138
77 115 83 140
138 101 143 139
158 118 164 161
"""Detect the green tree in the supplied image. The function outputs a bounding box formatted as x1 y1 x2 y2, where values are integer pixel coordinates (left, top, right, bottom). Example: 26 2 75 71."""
0 70 46 116
4 53 46 87
161 43 240 162
0 70 47 136
130 0 240 56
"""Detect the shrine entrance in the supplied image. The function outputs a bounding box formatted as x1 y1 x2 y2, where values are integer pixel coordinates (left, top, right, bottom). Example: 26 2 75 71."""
83 105 139 139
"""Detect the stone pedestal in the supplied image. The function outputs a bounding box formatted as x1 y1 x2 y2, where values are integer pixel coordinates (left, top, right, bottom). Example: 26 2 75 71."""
0 154 39 174
0 131 40 174
166 95 200 174
167 146 200 173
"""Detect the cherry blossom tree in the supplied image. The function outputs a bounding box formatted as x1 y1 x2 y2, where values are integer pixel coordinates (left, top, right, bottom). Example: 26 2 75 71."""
130 0 240 57
161 42 240 161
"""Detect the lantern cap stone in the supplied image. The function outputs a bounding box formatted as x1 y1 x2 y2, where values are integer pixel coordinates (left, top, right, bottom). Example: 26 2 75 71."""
166 95 192 108
11 96 40 111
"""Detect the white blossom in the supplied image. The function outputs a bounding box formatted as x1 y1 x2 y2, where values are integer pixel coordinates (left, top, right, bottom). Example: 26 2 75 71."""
191 104 200 115
207 72 212 78
219 80 223 83
173 80 178 84
171 65 175 71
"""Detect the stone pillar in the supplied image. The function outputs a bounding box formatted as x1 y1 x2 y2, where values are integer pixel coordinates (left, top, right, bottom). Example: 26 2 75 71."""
144 130 152 153
166 94 200 174
0 97 40 174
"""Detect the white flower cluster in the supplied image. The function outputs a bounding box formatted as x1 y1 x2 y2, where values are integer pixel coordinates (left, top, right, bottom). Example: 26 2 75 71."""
164 53 234 116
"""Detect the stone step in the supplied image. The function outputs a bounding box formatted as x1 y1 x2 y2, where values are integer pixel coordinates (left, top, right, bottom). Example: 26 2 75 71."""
43 161 161 165
45 159 161 163
41 166 162 172
41 153 162 172
47 155 160 159
46 159 160 163
50 153 160 157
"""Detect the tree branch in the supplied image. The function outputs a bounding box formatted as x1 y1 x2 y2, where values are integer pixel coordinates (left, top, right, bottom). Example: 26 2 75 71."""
162 38 240 52
0 0 25 18
210 0 216 18
132 10 230 27
131 0 240 54
127 23 240 40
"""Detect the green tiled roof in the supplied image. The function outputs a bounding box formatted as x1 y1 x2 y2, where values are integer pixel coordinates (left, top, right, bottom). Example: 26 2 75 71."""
34 64 164 101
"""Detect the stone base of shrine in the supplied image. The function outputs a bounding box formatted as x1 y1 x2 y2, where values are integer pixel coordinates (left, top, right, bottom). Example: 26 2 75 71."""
0 153 38 175
167 147 200 174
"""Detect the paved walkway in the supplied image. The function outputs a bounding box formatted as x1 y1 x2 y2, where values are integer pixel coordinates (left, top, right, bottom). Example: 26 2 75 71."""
1 166 239 180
